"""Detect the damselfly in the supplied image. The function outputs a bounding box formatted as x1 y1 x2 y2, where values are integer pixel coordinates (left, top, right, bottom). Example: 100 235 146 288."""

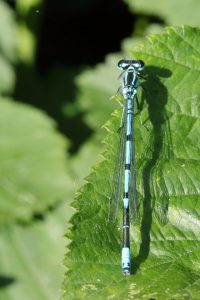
109 59 145 275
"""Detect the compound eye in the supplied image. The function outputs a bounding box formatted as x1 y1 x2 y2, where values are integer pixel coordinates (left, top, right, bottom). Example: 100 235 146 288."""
118 60 130 70
136 60 145 71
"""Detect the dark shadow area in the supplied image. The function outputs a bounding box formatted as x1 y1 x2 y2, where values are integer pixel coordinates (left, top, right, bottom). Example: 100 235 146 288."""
36 0 135 68
132 66 172 274
13 0 136 153
14 64 93 153
0 276 15 288
5 0 16 9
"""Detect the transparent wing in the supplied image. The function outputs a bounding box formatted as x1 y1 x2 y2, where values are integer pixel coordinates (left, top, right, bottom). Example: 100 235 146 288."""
108 106 127 222
118 70 126 80
128 96 139 221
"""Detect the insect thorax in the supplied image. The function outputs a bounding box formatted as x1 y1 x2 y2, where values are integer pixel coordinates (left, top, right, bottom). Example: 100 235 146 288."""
122 86 137 100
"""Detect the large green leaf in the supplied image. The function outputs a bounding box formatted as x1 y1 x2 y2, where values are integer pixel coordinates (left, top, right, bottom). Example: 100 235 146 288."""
125 0 200 26
62 26 200 299
0 98 72 224
0 200 73 300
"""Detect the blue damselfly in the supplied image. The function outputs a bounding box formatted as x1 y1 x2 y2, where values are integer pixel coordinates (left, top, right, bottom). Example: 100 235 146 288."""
109 59 145 275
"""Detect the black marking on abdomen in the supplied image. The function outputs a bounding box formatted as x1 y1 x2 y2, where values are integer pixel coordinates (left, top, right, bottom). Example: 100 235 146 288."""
126 134 132 141
123 192 128 198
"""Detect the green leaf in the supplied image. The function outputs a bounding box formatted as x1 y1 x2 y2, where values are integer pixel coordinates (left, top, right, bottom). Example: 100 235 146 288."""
0 56 15 94
73 46 141 131
70 132 106 190
73 54 120 131
125 0 200 26
0 1 16 62
0 200 73 300
0 1 16 94
62 26 200 299
16 0 43 64
16 0 42 16
0 98 72 224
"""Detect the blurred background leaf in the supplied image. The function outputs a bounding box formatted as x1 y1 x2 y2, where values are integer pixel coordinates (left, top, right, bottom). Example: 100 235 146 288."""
0 1 16 62
16 0 43 64
0 97 73 224
0 200 72 300
125 0 200 26
0 1 16 94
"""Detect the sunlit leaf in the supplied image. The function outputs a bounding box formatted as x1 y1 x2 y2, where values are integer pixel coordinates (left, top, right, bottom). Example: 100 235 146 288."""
62 26 200 299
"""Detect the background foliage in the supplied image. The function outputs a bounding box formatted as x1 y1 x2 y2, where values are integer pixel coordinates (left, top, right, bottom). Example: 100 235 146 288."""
0 0 199 300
